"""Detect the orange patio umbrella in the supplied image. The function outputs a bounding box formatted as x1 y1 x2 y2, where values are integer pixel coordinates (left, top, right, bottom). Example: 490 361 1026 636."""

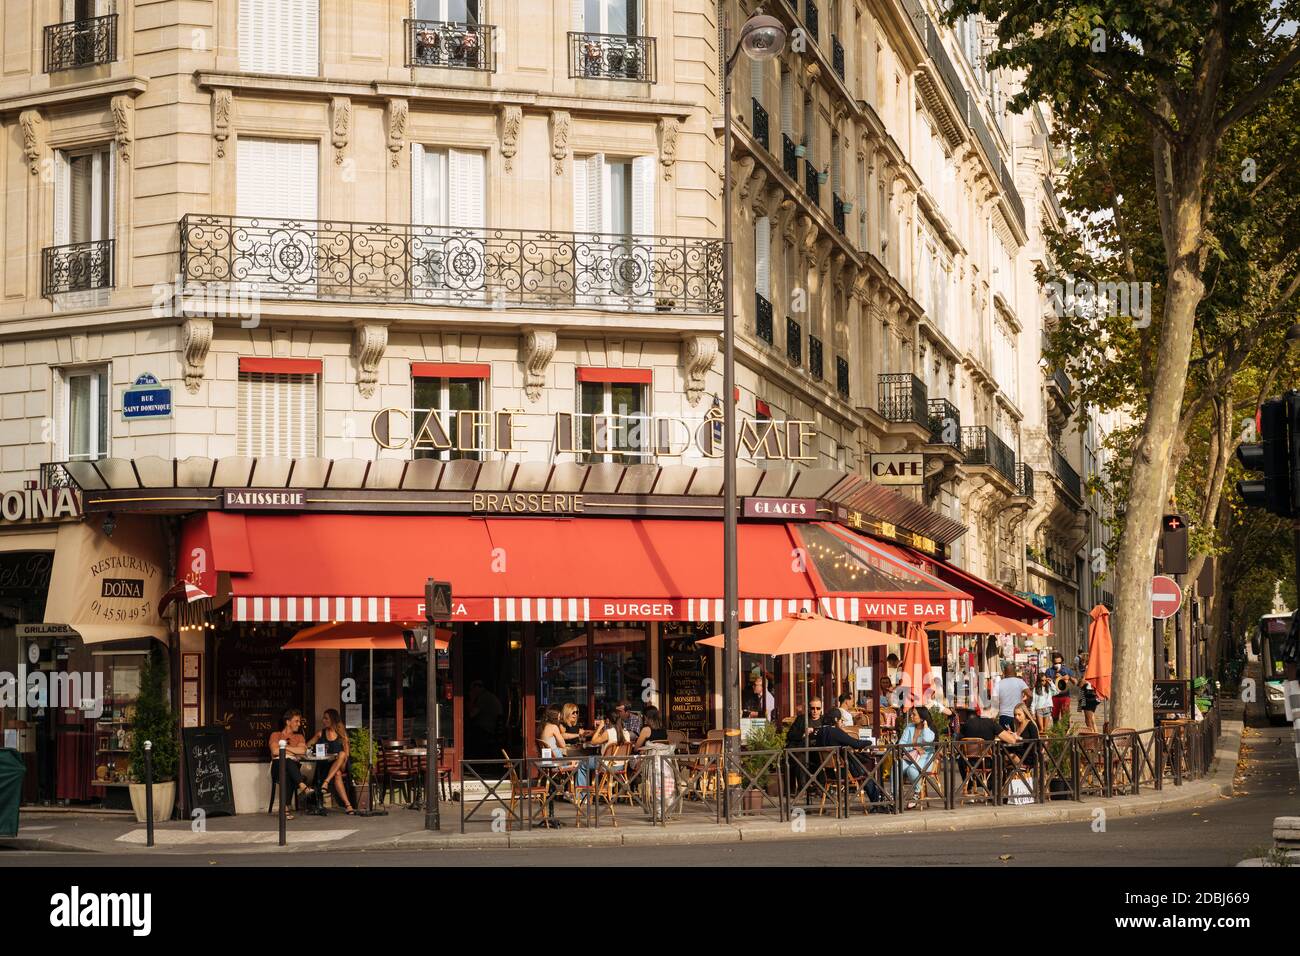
926 612 1043 636
1085 605 1113 700
697 612 900 655
282 621 449 651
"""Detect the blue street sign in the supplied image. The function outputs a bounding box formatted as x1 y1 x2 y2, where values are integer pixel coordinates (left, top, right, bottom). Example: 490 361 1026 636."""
123 374 172 419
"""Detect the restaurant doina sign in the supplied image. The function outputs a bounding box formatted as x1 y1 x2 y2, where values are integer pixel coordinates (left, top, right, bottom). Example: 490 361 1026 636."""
0 486 81 524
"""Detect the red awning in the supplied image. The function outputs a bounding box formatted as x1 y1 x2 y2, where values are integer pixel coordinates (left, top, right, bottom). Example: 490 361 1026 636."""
896 544 1052 621
181 513 973 624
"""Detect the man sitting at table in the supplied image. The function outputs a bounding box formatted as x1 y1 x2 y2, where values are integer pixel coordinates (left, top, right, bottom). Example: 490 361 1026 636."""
952 705 1021 786
268 708 313 818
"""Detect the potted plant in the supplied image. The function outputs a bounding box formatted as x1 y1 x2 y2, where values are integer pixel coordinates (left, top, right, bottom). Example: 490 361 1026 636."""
794 142 807 158
741 721 786 808
348 725 377 813
1044 716 1074 800
128 648 179 824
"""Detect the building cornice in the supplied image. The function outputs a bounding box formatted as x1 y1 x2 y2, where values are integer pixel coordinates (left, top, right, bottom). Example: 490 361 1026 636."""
0 76 149 116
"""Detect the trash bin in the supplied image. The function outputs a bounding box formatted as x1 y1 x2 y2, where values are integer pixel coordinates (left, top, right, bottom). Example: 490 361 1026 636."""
0 748 26 837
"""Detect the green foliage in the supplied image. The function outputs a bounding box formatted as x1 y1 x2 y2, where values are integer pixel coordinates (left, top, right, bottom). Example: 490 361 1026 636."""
128 648 179 783
741 721 787 788
1045 716 1075 769
928 708 950 741
348 726 376 784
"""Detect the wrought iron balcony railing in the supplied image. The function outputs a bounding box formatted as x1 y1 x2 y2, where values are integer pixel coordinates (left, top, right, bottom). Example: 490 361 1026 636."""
879 373 928 427
836 356 850 398
569 32 656 82
44 15 117 73
786 317 802 366
927 398 961 449
782 134 799 180
42 240 114 297
755 292 774 344
804 159 820 203
1016 462 1035 500
406 19 497 71
1052 446 1083 503
40 462 75 489
961 426 1017 486
832 35 845 80
751 98 770 151
805 0 820 42
179 215 721 313
833 193 846 234
1051 367 1073 402
809 335 824 380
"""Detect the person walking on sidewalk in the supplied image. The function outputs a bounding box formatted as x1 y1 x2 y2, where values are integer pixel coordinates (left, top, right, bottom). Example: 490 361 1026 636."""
1044 653 1075 723
994 663 1029 731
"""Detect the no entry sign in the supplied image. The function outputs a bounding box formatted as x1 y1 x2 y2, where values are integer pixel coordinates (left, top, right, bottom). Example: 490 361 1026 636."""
1151 574 1182 620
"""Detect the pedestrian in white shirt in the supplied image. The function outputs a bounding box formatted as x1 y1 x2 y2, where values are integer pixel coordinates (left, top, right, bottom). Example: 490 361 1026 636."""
994 662 1029 731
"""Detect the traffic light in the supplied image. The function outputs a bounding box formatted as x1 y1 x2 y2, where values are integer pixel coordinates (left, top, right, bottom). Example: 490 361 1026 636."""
1236 396 1294 517
1160 513 1188 574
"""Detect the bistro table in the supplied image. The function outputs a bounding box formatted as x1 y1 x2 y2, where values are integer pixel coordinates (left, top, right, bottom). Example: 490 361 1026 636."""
400 747 429 810
303 754 340 816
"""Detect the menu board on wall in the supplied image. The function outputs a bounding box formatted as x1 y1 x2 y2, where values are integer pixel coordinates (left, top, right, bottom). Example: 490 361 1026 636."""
664 645 710 737
213 632 309 762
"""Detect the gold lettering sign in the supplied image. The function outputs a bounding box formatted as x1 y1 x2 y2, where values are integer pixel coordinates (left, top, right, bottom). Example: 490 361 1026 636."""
471 493 585 514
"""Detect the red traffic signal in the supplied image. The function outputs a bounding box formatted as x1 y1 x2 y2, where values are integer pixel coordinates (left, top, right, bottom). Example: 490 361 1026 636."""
1236 396 1294 517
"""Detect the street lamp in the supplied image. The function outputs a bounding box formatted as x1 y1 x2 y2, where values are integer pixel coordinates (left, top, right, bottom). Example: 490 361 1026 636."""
721 11 785 821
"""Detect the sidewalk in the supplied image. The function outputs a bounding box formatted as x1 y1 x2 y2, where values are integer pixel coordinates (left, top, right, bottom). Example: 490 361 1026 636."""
4 714 1243 855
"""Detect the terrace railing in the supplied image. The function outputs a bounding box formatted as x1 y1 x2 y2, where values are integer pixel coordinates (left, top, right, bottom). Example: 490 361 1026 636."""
879 373 928 427
569 32 656 82
44 14 116 72
962 425 1016 485
42 240 114 297
405 19 496 70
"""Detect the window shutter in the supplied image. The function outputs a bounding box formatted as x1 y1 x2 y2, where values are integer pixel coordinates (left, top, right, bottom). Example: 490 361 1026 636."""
750 59 764 105
571 0 585 30
53 152 70 247
755 216 771 298
239 139 318 221
238 372 318 458
631 155 655 238
449 149 485 228
780 71 794 135
574 153 604 234
240 0 317 75
410 143 425 222
290 0 320 77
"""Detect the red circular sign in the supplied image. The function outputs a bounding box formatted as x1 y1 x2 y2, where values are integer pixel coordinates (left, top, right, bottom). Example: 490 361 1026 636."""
1151 575 1183 620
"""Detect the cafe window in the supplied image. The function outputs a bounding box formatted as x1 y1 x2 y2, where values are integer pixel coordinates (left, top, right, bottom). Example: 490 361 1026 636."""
537 623 590 726
59 365 109 461
592 624 648 721
411 364 487 461
236 358 320 459
576 370 650 464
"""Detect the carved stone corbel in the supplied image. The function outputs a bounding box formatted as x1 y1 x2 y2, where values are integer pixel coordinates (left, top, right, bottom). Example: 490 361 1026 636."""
212 90 231 158
658 118 679 180
499 104 522 172
521 329 557 401
181 317 214 394
680 334 719 407
549 111 570 175
735 155 756 201
778 198 798 243
352 322 389 399
110 96 132 164
386 98 409 169
814 236 833 273
19 110 43 175
746 167 769 214
331 97 350 165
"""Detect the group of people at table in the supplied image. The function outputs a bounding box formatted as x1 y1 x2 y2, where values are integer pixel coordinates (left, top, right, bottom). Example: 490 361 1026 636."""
267 708 355 819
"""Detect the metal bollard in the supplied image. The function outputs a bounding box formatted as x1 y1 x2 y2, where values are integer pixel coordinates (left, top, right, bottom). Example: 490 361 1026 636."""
144 740 154 848
278 740 287 847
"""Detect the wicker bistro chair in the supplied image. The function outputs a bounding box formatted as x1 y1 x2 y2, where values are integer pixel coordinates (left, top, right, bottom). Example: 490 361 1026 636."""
376 741 418 807
956 738 997 804
501 750 549 829
1107 728 1139 795
1074 732 1108 796
591 742 638 825
683 738 723 802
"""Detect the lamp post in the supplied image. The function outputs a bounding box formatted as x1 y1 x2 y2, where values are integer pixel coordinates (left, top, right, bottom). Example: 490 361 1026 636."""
721 11 786 820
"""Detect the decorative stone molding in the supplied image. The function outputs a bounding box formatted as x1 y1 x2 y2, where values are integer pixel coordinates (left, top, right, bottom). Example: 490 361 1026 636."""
352 321 389 398
549 110 570 175
658 117 679 180
499 104 522 172
181 317 214 394
734 155 755 199
110 96 132 163
746 167 769 213
331 97 350 165
386 98 408 168
521 329 557 401
680 334 718 407
19 110 43 175
212 89 232 158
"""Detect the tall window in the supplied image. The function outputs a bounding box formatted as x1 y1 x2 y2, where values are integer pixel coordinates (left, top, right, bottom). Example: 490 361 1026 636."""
55 146 112 248
414 0 478 21
237 361 319 458
574 154 655 305
802 96 816 163
411 145 486 297
61 366 109 461
239 0 318 76
577 0 641 34
577 373 650 463
412 372 484 461
780 69 795 139
754 215 771 302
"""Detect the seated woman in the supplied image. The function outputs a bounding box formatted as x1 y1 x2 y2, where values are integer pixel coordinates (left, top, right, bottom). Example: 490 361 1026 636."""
306 708 355 814
267 709 311 820
1006 703 1040 769
897 705 937 809
634 706 669 749
560 702 588 748
877 677 899 730
535 706 572 828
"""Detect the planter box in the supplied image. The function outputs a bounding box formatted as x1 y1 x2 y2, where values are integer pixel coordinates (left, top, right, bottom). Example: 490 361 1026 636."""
128 780 176 823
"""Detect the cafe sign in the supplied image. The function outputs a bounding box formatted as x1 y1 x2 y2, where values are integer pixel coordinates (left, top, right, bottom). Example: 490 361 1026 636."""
869 453 925 486
0 487 81 524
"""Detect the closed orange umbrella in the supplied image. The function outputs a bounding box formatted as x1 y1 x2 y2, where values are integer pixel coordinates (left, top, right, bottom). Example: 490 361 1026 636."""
898 622 931 707
1085 605 1112 700
697 612 900 654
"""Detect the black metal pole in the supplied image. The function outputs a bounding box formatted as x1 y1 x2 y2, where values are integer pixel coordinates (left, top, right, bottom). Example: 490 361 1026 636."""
144 740 154 848
424 578 441 831
277 740 287 847
721 14 740 824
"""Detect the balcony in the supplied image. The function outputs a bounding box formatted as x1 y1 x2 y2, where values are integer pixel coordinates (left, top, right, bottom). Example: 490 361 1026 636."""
805 0 820 42
832 35 845 80
755 292 774 344
961 425 1016 486
569 32 656 82
782 134 800 180
406 19 497 71
40 462 75 489
1052 446 1083 503
804 159 820 204
42 240 114 297
926 398 961 449
809 335 824 380
1015 462 1035 500
878 373 928 427
1050 367 1073 401
44 15 117 73
833 194 847 234
752 99 770 151
179 215 721 314
836 357 850 398
786 317 802 366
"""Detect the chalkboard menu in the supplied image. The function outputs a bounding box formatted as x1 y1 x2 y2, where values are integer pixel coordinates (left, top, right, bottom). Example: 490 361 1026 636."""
1153 680 1190 714
213 631 310 762
182 726 235 817
664 645 710 736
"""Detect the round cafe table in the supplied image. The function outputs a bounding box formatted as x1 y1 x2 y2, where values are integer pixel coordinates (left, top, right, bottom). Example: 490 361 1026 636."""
401 748 429 810
303 754 340 815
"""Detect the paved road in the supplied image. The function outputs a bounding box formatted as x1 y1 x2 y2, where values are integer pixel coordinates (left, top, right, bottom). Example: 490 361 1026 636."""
4 718 1293 868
